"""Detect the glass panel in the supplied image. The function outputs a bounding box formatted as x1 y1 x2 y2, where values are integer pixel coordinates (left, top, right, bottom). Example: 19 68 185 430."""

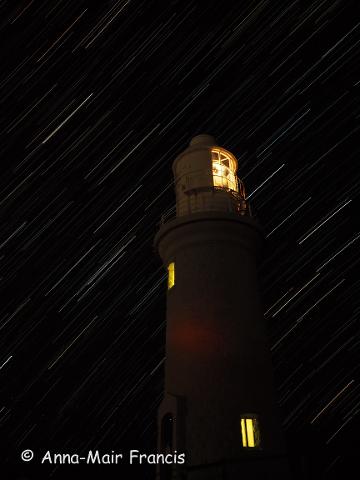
167 262 175 290
211 148 238 192
241 416 260 448
241 418 247 447
246 419 255 447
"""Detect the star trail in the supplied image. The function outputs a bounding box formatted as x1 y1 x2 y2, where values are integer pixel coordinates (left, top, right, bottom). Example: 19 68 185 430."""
0 0 359 478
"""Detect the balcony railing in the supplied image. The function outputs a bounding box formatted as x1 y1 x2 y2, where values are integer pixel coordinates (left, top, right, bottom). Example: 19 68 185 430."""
160 205 177 224
160 188 251 224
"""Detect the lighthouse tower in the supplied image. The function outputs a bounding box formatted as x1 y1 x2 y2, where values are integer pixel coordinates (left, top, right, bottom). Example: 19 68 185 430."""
154 135 290 479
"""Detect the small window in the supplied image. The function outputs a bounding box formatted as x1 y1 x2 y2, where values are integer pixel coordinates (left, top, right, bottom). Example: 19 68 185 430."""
241 416 260 448
167 262 175 290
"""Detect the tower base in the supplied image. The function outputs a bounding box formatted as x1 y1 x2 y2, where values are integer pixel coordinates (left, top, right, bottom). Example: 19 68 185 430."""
172 455 291 480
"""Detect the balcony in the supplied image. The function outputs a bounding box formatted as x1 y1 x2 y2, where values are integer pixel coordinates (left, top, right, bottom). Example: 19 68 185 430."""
160 188 251 224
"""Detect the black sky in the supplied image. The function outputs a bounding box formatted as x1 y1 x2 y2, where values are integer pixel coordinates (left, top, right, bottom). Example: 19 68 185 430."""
0 1 359 479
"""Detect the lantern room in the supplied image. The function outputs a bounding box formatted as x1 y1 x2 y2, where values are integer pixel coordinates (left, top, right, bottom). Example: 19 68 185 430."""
172 134 248 217
211 147 238 192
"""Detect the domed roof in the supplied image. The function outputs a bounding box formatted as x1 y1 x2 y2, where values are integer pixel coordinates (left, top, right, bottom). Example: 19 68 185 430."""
189 134 217 146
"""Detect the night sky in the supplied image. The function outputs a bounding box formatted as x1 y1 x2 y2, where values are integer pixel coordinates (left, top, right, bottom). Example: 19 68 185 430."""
0 0 359 479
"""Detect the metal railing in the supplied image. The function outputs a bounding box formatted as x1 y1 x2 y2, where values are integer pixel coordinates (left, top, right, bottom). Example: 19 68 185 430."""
160 205 177 224
159 188 251 224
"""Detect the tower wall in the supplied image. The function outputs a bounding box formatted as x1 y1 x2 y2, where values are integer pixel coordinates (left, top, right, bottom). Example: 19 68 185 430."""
155 136 290 479
155 213 285 464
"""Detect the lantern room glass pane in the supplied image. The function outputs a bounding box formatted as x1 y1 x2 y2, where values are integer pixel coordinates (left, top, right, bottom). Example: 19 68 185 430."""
211 148 238 192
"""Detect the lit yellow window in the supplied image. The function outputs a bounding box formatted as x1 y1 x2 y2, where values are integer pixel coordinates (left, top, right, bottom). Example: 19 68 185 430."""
241 416 260 448
211 148 238 192
167 262 175 290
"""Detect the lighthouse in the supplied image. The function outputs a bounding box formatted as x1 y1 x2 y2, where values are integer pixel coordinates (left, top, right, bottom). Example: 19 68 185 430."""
154 135 290 479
